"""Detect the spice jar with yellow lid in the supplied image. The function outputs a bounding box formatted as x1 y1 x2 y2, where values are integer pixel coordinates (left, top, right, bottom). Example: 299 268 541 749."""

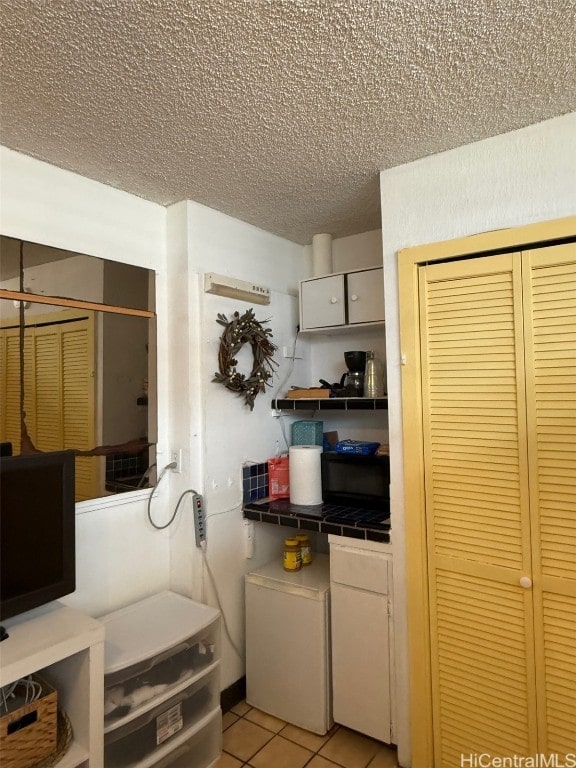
283 537 302 571
296 534 313 566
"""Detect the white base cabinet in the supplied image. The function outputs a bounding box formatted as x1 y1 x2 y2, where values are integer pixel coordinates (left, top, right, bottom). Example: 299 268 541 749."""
329 537 394 743
1 601 106 768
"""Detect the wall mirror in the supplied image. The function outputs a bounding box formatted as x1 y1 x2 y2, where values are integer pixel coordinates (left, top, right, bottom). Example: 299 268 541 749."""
0 236 157 502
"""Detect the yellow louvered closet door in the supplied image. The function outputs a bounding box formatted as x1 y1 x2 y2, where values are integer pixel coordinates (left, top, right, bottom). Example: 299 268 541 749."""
33 324 64 452
419 253 538 764
523 243 576 755
33 319 98 500
0 314 98 501
0 329 37 453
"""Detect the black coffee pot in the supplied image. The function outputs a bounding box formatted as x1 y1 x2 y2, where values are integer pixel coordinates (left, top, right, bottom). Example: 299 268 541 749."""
339 370 364 397
344 351 367 373
319 351 367 397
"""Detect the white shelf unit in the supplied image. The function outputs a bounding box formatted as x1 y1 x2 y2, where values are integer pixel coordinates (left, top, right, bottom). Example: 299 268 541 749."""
1 601 106 768
101 591 221 768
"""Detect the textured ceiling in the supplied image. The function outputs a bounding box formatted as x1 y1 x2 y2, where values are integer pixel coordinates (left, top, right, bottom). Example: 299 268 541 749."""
1 1 575 244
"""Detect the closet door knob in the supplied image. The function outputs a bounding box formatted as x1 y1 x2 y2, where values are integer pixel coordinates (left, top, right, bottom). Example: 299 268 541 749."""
350 294 358 301
330 297 338 304
519 576 533 589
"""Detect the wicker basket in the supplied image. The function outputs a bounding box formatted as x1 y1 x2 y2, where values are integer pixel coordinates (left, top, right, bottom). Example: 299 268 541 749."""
31 711 72 768
0 676 58 768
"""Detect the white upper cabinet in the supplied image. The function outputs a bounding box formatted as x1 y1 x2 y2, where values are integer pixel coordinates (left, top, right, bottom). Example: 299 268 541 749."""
347 268 385 325
300 273 346 329
300 268 384 331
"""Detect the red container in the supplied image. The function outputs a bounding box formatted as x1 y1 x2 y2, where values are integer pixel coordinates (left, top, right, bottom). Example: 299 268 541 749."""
268 456 289 499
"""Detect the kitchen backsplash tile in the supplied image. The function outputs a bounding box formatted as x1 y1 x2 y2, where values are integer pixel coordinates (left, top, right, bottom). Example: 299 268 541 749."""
242 462 269 503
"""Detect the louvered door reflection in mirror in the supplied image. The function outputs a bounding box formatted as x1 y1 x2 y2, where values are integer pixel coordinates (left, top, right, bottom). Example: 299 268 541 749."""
0 237 156 502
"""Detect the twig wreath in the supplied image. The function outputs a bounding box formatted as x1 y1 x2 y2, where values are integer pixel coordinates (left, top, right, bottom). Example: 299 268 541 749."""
213 309 277 411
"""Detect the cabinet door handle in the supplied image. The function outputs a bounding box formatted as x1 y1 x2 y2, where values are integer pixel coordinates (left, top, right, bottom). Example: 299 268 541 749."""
330 297 338 304
519 576 533 589
350 294 358 301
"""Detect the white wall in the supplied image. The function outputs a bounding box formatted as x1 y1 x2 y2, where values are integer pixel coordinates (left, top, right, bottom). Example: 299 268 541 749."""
166 200 310 688
0 151 312 690
380 111 576 767
0 147 391 709
0 150 163 272
0 148 312 686
0 146 172 617
165 217 389 687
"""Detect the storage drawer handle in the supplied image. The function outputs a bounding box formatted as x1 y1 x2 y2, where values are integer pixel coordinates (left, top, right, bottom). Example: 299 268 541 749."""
7 710 38 735
138 641 193 673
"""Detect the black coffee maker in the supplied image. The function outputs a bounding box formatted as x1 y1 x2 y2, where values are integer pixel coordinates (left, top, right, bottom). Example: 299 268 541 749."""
341 351 366 397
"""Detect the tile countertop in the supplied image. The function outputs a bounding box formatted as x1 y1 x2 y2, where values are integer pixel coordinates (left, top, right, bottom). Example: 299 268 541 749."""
242 497 390 544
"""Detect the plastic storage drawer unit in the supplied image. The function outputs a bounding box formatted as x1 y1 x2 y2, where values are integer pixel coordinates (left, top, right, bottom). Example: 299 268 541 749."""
103 592 220 725
101 591 222 768
104 669 219 768
153 709 222 768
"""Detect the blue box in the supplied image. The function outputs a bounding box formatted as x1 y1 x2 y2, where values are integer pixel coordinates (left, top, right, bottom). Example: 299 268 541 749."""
291 420 323 446
334 439 380 456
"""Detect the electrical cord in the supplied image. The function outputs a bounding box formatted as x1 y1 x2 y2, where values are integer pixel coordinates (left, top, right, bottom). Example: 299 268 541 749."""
24 676 42 704
146 462 177 529
272 328 301 451
272 327 300 408
147 468 244 659
1 676 42 715
1 682 17 714
197 502 244 660
147 467 202 531
200 539 243 662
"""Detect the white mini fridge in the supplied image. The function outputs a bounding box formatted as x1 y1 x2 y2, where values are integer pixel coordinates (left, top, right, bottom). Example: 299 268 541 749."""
245 553 332 735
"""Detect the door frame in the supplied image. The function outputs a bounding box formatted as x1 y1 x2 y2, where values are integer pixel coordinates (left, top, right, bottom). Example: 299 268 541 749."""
397 215 576 766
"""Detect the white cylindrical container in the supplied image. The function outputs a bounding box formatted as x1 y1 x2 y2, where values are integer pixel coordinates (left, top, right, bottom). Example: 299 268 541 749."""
289 445 323 506
312 233 333 277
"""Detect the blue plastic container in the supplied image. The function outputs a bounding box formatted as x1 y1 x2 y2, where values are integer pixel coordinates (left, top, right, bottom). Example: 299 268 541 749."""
334 439 380 456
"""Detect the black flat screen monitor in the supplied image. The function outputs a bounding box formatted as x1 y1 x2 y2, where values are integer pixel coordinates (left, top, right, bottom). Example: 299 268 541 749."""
0 450 76 622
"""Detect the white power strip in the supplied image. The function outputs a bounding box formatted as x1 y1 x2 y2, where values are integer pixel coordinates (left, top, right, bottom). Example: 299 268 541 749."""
193 494 206 546
243 519 254 558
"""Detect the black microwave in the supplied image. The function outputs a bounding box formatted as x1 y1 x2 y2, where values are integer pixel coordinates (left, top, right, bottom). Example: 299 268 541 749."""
321 452 390 509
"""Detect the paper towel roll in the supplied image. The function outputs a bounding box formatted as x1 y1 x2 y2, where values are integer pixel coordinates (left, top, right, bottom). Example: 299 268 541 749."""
289 445 323 506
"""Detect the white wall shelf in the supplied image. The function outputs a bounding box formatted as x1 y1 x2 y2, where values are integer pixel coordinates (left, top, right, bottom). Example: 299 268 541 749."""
272 397 387 411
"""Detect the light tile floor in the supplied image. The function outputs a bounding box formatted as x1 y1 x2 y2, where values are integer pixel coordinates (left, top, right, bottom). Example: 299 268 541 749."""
216 702 399 768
